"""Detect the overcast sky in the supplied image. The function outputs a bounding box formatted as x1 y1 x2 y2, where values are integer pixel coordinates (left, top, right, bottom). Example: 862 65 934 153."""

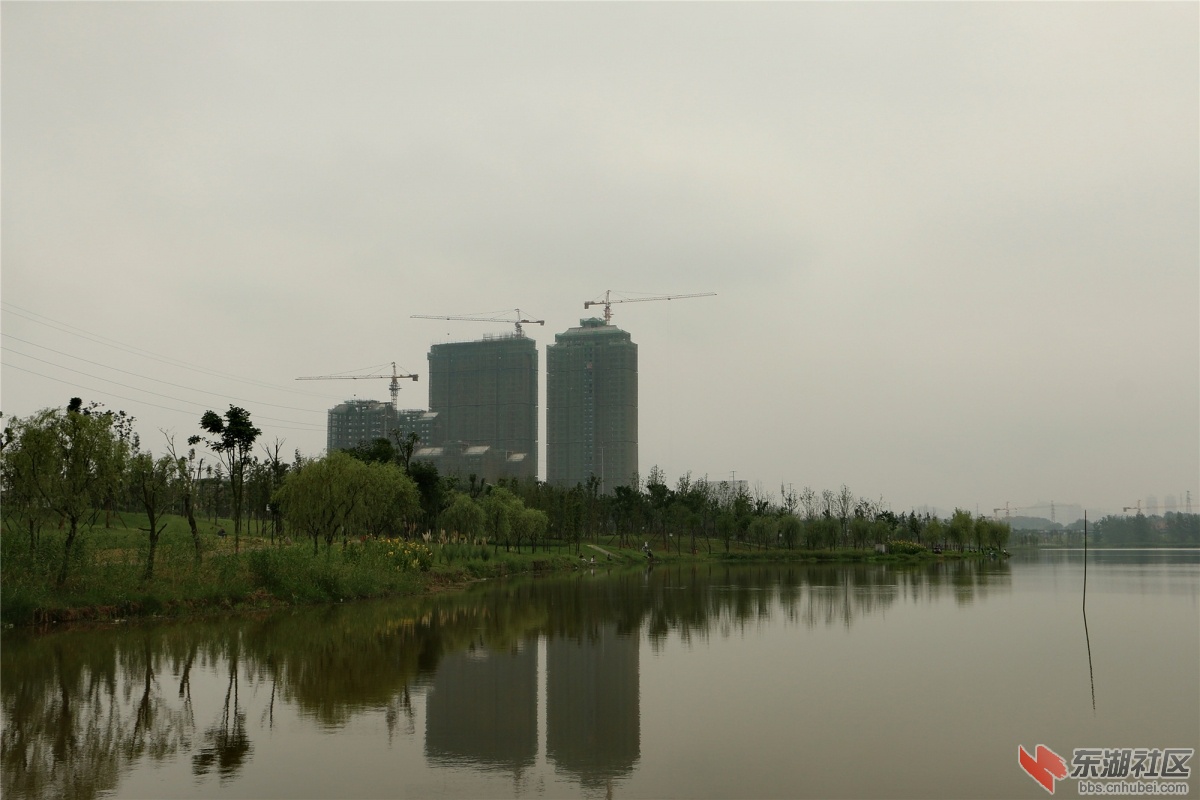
3 2 1196 519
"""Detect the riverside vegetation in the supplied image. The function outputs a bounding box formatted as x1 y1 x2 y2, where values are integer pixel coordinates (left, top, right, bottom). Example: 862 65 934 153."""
2 398 1030 626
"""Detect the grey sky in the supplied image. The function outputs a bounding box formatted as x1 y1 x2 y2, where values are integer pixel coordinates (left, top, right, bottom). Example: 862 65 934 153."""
3 2 1197 519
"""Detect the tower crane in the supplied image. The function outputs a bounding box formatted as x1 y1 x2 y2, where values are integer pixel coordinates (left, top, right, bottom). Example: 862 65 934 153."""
1122 502 1142 516
410 308 545 336
296 362 418 409
584 290 716 325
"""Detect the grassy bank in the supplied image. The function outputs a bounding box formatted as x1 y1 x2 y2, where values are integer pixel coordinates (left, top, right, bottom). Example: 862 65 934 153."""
0 514 586 627
1 514 989 627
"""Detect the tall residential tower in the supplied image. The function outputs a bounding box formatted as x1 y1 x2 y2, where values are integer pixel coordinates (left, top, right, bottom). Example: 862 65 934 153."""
424 333 538 482
546 318 638 491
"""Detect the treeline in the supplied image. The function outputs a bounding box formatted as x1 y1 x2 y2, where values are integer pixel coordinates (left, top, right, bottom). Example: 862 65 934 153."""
1091 513 1199 547
1 400 1012 589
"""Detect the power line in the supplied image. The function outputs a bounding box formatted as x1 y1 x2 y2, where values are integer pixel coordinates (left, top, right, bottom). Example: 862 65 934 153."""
2 358 324 432
2 302 345 402
4 334 326 414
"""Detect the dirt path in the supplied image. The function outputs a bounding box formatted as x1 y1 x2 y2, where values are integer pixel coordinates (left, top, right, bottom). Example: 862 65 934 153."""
585 543 620 559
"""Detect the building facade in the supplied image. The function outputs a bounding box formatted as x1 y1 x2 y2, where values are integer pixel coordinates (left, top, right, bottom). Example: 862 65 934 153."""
327 402 439 454
546 318 638 491
426 333 538 481
326 399 398 453
394 408 439 448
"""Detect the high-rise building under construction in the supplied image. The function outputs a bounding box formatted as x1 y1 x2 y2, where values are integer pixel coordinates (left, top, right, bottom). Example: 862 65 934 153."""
326 400 437 454
423 333 538 481
546 318 638 491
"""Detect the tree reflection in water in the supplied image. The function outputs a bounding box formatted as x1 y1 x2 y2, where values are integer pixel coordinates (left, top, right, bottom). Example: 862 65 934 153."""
192 638 251 779
1 559 1010 798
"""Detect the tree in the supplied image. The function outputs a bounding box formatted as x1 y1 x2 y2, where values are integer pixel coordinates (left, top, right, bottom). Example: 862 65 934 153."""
948 509 973 552
2 417 51 551
358 462 421 541
275 452 373 554
131 451 176 580
925 516 945 550
164 435 205 562
4 401 133 585
441 492 485 541
836 485 855 545
779 514 802 550
344 437 396 465
515 507 549 554
408 460 445 535
189 406 261 553
482 487 521 551
390 430 420 474
259 439 289 543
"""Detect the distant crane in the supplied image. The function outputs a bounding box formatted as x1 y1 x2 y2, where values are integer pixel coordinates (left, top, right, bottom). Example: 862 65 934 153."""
583 290 717 325
1122 502 1143 516
296 362 418 409
410 308 545 336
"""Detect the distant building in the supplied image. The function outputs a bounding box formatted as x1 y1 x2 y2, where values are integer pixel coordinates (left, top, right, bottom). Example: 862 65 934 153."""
327 401 439 454
394 408 439 448
546 318 638 491
412 443 532 483
326 399 397 453
426 333 538 482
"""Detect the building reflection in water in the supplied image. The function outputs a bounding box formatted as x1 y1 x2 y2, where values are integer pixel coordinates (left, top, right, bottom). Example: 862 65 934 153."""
546 625 640 788
424 637 539 772
422 624 641 788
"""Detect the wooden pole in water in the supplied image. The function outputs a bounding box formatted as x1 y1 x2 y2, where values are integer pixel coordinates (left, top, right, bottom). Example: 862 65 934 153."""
1083 510 1095 712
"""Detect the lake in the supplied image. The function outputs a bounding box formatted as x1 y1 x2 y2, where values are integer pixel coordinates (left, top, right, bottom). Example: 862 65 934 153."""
2 549 1197 799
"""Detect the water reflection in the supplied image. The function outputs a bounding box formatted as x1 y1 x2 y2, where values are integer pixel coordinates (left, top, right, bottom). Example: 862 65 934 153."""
426 640 538 773
1 558 1011 799
547 625 640 788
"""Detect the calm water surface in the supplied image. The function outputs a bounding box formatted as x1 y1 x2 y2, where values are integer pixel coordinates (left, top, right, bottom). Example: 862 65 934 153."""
2 550 1197 799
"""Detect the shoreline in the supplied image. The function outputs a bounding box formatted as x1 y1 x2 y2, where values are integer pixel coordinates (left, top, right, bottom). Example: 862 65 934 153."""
2 540 1006 631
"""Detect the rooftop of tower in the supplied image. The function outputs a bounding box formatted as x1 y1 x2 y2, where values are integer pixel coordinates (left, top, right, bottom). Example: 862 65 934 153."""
551 318 635 343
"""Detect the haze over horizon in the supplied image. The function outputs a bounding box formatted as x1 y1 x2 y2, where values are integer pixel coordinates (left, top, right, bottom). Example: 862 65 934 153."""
3 3 1197 519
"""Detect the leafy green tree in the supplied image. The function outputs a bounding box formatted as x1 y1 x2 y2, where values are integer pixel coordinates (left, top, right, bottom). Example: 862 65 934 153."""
390 430 420 474
131 451 176 580
344 437 396 465
948 509 973 552
276 452 373 554
515 507 549 554
716 511 736 552
2 417 51 551
189 406 261 553
3 401 134 585
164 436 205 561
440 492 485 541
259 438 290 543
925 516 945 549
779 514 802 550
358 461 421 540
408 460 446 535
482 487 522 551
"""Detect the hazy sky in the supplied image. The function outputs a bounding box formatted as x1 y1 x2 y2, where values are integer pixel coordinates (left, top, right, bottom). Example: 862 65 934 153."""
3 2 1197 518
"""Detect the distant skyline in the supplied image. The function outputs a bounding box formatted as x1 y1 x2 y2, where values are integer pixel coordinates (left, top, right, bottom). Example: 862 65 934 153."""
3 2 1196 517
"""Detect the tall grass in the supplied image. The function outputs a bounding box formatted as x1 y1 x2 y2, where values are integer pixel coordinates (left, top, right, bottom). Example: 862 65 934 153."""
0 514 574 625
